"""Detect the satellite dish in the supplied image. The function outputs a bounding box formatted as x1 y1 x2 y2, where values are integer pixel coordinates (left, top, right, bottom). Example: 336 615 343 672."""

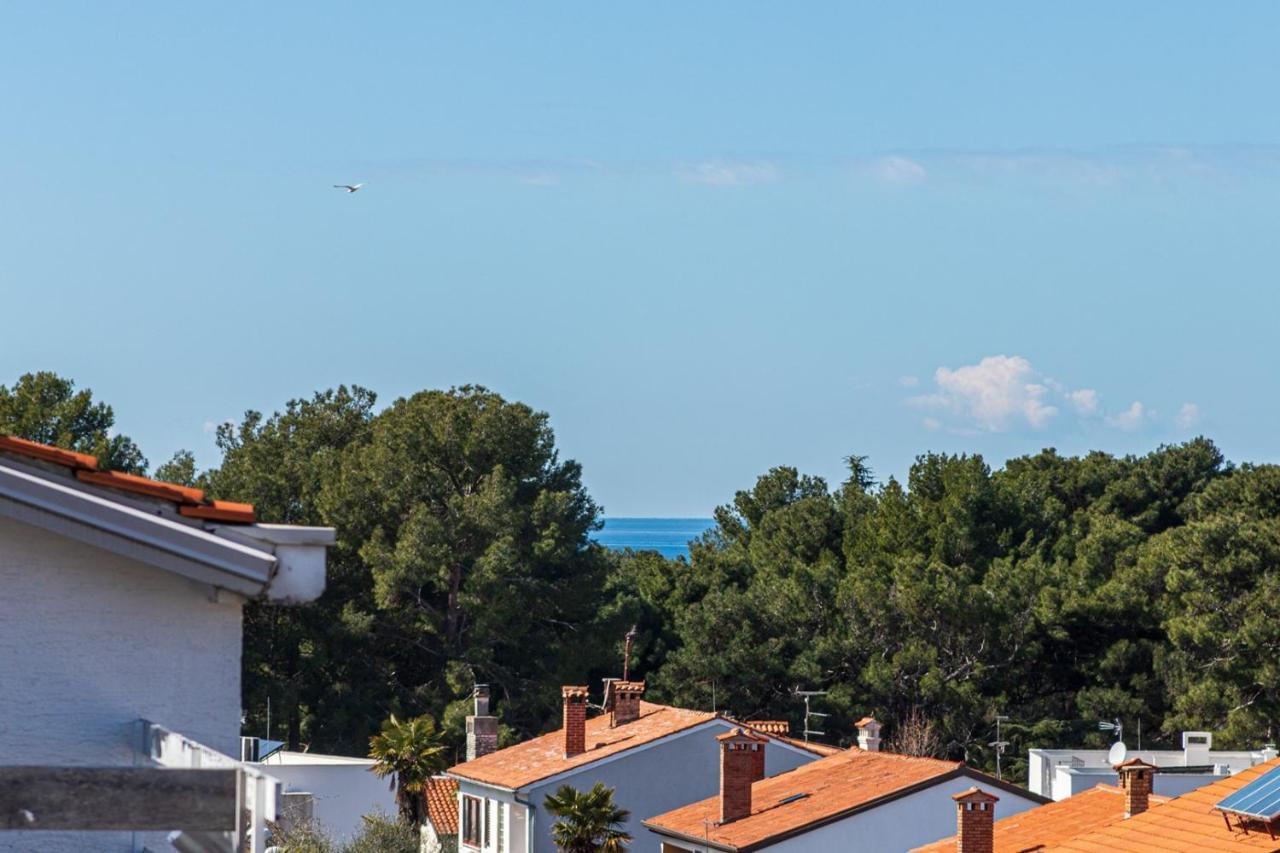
1108 741 1128 765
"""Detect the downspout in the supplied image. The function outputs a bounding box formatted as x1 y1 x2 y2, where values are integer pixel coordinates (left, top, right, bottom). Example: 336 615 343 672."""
514 791 535 853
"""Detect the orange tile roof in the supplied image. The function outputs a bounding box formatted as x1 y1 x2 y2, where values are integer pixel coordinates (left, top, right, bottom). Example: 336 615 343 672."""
449 701 720 789
1046 757 1280 853
0 433 255 523
424 776 459 834
912 784 1170 853
645 747 967 851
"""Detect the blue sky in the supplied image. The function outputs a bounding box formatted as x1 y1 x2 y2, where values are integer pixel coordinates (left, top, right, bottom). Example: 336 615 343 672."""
2 3 1278 516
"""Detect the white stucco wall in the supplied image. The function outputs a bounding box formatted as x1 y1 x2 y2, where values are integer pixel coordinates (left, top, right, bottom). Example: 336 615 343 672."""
256 753 398 841
456 720 821 853
0 515 245 852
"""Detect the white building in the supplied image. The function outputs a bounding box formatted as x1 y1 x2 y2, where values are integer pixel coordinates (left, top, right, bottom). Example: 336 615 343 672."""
0 435 332 852
446 682 835 853
1027 730 1277 801
254 750 397 842
644 727 1047 853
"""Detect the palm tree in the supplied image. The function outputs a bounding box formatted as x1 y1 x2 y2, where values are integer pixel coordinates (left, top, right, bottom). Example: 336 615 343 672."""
543 782 632 853
368 714 447 827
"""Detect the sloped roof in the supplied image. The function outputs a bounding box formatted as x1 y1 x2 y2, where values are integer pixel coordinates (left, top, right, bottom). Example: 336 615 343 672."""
447 701 834 791
912 783 1170 853
644 747 969 851
1047 757 1280 853
0 434 255 522
425 776 459 834
448 701 719 789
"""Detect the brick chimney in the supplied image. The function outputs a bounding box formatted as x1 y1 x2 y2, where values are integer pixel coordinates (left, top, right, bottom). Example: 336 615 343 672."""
610 681 644 727
1115 758 1157 818
717 728 767 824
466 684 499 761
953 787 998 853
856 716 882 752
562 686 589 758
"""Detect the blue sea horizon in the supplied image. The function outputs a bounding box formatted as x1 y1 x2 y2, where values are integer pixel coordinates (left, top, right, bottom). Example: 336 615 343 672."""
594 517 715 559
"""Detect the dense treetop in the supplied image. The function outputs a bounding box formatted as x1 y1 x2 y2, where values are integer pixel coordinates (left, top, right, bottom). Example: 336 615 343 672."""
5 371 1277 779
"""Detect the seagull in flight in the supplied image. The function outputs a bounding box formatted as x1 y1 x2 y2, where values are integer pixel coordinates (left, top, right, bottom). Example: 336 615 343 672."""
333 183 366 193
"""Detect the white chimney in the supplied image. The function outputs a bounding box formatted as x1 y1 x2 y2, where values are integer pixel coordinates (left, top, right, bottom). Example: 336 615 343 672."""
1183 731 1212 766
857 716 882 752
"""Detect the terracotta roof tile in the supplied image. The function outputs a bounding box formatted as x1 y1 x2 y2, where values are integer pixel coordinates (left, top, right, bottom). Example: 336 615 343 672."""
424 776 459 833
76 468 206 504
0 435 98 470
179 500 257 523
912 783 1171 853
1046 757 1280 853
0 433 256 524
448 701 719 789
645 746 963 851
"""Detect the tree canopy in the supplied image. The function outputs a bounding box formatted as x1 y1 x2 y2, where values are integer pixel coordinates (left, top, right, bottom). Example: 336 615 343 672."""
8 371 1279 780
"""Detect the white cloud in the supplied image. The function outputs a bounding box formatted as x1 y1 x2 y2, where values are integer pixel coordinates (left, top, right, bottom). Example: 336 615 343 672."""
911 355 1058 432
681 160 780 186
1106 401 1149 432
1175 402 1201 429
863 155 927 185
1069 388 1099 416
898 376 920 388
923 417 941 431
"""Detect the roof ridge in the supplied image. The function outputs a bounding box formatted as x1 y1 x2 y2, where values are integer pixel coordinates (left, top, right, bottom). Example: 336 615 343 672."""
0 433 256 523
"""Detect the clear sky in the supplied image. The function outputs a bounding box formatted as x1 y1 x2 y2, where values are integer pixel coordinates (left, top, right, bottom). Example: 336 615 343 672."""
3 3 1278 516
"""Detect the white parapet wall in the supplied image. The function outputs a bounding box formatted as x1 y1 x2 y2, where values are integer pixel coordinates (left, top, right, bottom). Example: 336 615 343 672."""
256 751 398 842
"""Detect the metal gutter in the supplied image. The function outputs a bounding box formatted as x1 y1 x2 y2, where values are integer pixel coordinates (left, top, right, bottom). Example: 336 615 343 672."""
0 461 277 597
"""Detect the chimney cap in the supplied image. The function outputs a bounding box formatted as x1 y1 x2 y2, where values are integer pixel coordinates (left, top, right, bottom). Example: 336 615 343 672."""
745 720 790 735
1114 757 1158 772
855 716 881 730
952 787 999 805
614 681 645 694
717 727 768 744
562 685 589 699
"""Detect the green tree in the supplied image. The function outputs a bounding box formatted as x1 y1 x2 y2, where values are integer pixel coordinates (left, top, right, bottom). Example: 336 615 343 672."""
323 385 612 739
207 386 381 751
544 782 632 853
368 714 447 827
1154 465 1280 745
0 371 147 473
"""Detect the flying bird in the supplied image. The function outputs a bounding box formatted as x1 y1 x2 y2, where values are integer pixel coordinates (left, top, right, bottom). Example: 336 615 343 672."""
333 183 366 193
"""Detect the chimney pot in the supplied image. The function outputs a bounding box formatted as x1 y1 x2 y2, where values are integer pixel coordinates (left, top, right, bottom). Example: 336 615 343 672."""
953 787 998 853
1115 758 1157 818
718 728 767 824
856 716 883 753
562 686 589 758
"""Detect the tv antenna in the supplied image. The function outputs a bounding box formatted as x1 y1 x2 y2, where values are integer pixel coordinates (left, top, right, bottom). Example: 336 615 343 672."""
989 714 1010 781
794 690 828 742
1098 718 1123 744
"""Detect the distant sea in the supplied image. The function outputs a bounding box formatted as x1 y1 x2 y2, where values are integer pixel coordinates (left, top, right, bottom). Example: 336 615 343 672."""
595 518 716 559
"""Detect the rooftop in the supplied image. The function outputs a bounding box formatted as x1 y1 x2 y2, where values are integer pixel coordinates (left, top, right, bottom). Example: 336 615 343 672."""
912 783 1170 853
0 434 255 522
449 701 719 789
645 747 978 852
425 777 459 834
1046 756 1280 852
447 701 834 791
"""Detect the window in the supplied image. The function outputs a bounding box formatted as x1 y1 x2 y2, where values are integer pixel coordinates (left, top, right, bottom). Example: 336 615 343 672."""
497 801 506 853
463 795 483 848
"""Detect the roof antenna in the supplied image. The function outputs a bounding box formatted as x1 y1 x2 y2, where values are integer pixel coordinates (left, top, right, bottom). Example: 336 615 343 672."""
794 689 828 742
622 625 638 682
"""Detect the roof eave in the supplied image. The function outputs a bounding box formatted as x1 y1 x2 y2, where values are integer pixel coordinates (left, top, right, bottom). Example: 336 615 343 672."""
0 460 278 597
